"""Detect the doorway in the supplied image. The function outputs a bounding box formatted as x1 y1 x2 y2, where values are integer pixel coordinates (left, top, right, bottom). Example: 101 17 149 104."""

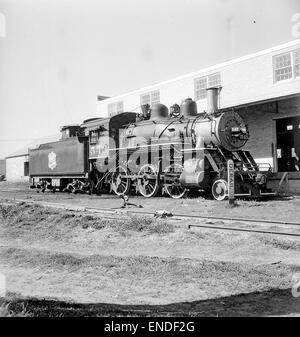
276 116 300 172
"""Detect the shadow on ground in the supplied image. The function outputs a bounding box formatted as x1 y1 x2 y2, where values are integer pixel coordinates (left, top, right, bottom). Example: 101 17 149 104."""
2 288 300 317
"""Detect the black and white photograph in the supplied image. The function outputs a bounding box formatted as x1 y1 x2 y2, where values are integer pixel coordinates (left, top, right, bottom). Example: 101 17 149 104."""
0 0 300 323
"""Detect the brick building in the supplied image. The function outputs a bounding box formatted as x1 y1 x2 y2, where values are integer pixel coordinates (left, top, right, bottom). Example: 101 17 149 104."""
97 39 300 190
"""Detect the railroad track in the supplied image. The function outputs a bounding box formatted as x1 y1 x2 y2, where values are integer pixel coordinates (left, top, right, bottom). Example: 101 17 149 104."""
88 206 300 238
1 197 300 238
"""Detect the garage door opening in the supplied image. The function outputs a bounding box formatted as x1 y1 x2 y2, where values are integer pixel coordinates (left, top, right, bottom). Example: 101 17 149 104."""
276 116 300 172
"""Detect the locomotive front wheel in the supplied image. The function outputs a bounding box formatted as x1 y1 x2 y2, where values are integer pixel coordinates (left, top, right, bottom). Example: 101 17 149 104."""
111 166 131 196
164 164 187 199
137 164 159 198
212 179 228 201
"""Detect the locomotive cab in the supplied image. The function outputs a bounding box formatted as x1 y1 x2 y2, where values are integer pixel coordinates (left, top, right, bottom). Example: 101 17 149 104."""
81 112 137 193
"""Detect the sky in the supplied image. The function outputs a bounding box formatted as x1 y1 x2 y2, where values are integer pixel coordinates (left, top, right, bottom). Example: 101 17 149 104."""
0 0 299 158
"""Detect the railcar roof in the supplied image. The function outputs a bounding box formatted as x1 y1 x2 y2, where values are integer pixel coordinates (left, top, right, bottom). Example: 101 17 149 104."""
81 112 137 131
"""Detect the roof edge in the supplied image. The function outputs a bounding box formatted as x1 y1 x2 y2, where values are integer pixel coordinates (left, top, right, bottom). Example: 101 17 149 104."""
98 39 300 103
6 153 28 160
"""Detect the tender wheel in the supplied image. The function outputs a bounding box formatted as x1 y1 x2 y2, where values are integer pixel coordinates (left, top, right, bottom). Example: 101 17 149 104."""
138 164 159 198
111 166 131 196
212 179 228 201
164 163 187 199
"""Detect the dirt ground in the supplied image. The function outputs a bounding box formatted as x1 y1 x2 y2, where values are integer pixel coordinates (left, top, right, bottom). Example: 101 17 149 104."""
0 182 300 316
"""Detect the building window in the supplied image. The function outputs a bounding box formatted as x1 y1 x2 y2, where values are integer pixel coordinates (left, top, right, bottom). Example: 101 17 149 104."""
273 53 292 82
208 73 221 88
194 72 221 100
140 90 160 106
140 93 150 106
294 49 300 78
194 77 207 100
108 101 123 117
273 49 300 82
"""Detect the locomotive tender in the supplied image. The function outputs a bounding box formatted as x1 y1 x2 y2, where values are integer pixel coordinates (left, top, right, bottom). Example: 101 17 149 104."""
29 87 276 200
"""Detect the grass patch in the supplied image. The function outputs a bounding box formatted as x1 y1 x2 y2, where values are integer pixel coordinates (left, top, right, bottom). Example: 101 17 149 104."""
2 246 299 285
1 246 300 310
258 236 300 251
0 302 32 317
110 215 174 234
0 202 174 236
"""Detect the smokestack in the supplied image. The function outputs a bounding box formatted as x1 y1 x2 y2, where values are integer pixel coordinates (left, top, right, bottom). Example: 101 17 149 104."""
206 87 220 115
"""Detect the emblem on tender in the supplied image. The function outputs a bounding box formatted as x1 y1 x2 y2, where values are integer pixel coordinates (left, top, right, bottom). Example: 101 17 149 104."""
48 151 57 170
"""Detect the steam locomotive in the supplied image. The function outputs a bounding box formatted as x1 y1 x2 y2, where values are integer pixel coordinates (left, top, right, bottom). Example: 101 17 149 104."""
29 87 276 200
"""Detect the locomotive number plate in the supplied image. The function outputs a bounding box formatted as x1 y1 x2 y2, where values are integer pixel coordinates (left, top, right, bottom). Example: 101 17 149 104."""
227 160 235 204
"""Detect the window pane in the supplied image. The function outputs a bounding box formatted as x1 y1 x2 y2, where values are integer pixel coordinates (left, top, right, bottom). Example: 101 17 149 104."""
140 90 160 106
151 90 160 105
294 49 300 78
140 93 151 106
295 64 300 78
194 77 207 100
208 72 221 87
116 101 123 113
108 101 123 116
273 53 292 82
